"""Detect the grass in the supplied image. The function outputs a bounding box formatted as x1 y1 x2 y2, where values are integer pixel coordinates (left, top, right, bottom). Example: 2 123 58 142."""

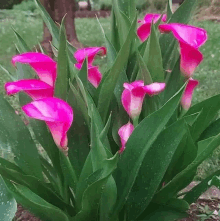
0 8 220 179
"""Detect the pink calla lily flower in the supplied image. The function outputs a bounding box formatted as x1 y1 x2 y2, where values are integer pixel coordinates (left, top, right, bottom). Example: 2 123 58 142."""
74 47 106 65
5 79 54 100
121 81 166 119
137 13 167 42
12 52 57 87
118 122 134 153
22 97 74 152
181 78 199 110
159 23 207 77
6 53 57 99
74 47 105 88
75 63 102 88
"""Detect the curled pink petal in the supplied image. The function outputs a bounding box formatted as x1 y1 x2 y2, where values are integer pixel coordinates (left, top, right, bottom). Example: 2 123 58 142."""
22 98 73 149
122 81 165 118
11 52 57 87
137 22 153 42
179 41 203 77
122 81 146 119
88 66 102 88
74 63 102 88
181 78 199 110
158 24 207 48
144 13 166 23
144 83 166 96
5 79 54 100
162 14 167 23
74 47 106 64
118 122 134 153
137 13 167 42
75 63 83 70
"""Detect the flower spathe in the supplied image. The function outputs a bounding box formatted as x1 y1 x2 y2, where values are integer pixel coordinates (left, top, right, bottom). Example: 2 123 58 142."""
12 52 57 87
74 47 106 88
159 23 208 77
137 13 167 42
75 63 102 88
6 52 57 99
118 122 134 153
74 47 106 65
22 97 74 151
181 78 199 110
121 81 166 119
5 79 54 100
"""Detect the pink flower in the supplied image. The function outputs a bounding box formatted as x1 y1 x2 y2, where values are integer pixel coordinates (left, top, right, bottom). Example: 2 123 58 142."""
159 23 208 77
118 122 134 153
137 13 167 42
74 47 106 88
12 52 57 87
22 97 74 152
121 81 166 119
75 63 102 88
6 53 57 99
74 47 106 65
181 78 199 110
5 79 54 100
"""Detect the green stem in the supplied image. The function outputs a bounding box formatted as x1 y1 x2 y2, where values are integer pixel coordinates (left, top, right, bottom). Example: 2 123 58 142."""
132 116 139 127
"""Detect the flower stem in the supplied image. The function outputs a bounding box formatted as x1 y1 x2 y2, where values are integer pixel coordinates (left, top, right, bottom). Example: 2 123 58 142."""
132 116 139 127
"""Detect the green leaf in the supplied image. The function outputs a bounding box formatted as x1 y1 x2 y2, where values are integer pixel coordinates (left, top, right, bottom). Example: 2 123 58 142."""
77 59 88 88
112 85 185 217
136 51 153 84
69 81 90 127
112 0 131 46
138 202 188 221
116 0 136 21
0 166 70 210
12 27 31 53
34 0 60 48
67 89 90 179
169 0 197 24
55 17 68 100
98 16 137 122
184 170 220 204
60 152 78 192
73 153 119 221
153 133 220 204
0 95 43 180
100 176 117 221
144 24 164 82
90 108 108 171
197 136 215 157
162 58 185 104
29 119 62 176
126 119 187 220
0 176 17 221
167 0 173 21
185 94 220 141
199 118 220 141
5 181 69 221
0 65 16 81
110 8 120 52
165 125 198 182
100 113 112 143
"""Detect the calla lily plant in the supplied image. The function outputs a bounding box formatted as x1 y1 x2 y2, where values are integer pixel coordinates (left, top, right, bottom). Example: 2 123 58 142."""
1 0 220 221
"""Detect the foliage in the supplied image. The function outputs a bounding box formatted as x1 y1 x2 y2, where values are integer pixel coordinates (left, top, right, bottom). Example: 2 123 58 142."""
13 0 37 12
0 0 220 220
